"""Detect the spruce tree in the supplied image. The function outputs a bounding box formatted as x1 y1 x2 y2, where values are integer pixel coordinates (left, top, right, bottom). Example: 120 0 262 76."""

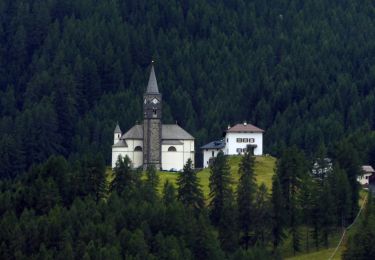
144 165 159 201
87 154 107 202
111 155 133 194
177 158 204 212
209 151 232 226
253 183 271 247
237 151 256 248
163 180 176 206
271 174 286 250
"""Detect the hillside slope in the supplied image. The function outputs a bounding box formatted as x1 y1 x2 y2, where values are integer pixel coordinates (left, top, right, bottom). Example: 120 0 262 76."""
158 155 276 199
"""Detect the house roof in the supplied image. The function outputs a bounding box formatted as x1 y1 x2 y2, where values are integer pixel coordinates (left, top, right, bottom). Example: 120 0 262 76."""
121 124 194 140
146 65 159 94
226 123 264 133
114 123 122 133
112 139 128 147
201 140 225 149
361 165 375 173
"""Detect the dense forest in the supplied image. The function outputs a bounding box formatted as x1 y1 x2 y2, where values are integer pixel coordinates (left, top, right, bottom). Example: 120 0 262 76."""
1 0 375 173
0 147 365 258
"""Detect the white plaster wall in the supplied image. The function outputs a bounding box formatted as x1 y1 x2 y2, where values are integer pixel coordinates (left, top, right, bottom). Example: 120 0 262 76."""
114 133 121 144
183 140 195 167
112 139 143 168
357 173 371 185
224 132 263 155
162 148 184 171
161 140 195 171
202 149 224 168
112 146 131 168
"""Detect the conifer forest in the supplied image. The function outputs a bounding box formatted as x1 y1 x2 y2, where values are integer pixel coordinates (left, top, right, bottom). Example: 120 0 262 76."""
1 0 375 259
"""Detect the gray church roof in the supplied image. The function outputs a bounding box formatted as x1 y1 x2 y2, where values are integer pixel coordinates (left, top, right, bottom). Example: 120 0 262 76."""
122 124 143 139
162 124 194 140
146 65 159 94
112 139 128 147
121 124 194 140
114 123 122 133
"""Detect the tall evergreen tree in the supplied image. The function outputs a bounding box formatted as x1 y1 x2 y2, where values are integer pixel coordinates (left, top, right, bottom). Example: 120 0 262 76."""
177 158 204 212
237 151 257 248
271 174 286 250
144 165 159 202
209 151 232 226
111 155 133 194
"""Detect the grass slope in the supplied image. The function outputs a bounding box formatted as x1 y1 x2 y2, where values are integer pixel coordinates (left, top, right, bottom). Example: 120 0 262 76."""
158 155 276 199
285 189 369 260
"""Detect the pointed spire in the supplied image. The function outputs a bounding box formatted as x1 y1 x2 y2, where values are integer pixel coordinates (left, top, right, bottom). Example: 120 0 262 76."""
146 62 159 94
114 123 121 133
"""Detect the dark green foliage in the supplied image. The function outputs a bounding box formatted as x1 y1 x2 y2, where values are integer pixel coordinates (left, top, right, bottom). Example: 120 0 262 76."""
253 184 272 247
271 174 286 250
237 152 257 248
177 158 204 211
144 165 159 202
329 165 352 227
111 155 133 194
209 151 232 226
343 194 375 259
162 180 176 206
1 0 375 175
333 140 361 220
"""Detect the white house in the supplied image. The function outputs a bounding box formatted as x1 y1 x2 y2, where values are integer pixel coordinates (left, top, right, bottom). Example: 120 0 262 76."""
201 122 264 168
357 165 374 186
112 65 195 171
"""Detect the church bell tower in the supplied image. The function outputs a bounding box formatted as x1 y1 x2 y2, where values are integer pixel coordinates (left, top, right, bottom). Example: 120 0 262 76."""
143 64 162 169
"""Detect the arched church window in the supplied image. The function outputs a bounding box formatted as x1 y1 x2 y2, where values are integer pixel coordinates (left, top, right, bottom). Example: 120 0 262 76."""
168 146 177 152
134 146 142 151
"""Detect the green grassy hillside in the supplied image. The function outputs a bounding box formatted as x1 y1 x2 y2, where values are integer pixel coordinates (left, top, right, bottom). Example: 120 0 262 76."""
107 155 276 199
158 155 276 199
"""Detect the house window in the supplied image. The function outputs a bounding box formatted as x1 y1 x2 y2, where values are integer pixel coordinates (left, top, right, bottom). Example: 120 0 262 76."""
226 138 228 142
212 151 214 157
236 138 242 143
242 148 247 152
134 146 142 151
243 138 248 142
168 146 177 152
236 148 242 153
249 138 255 143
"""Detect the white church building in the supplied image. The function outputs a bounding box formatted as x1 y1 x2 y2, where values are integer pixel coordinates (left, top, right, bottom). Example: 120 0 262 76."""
112 65 195 171
201 122 264 168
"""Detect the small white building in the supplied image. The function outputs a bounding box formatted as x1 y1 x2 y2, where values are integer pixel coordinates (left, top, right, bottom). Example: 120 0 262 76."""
357 165 374 186
201 122 264 168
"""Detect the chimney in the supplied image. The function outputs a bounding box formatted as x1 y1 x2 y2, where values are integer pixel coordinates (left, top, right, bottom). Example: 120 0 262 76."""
243 121 247 126
227 124 231 130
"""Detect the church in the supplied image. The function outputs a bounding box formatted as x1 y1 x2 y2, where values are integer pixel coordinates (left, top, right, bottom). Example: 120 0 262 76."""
112 65 195 171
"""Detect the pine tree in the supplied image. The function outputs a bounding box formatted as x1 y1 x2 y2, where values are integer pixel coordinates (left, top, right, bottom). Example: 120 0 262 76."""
237 151 257 248
177 158 204 212
163 180 176 206
271 174 286 250
86 154 107 202
209 151 232 226
111 155 133 194
253 183 271 247
144 165 159 201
